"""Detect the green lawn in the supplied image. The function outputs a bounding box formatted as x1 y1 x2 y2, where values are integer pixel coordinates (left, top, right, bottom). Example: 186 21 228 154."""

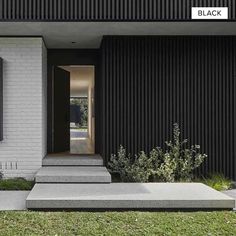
0 211 235 236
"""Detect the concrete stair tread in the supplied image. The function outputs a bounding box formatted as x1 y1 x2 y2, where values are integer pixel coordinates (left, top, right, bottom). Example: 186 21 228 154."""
36 166 111 183
26 183 235 209
43 154 103 166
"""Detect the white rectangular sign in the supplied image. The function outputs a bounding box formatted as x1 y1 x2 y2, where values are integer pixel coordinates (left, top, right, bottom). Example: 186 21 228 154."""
192 7 228 19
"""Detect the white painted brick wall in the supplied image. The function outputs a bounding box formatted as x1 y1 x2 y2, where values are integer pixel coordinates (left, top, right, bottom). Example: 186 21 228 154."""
0 38 47 180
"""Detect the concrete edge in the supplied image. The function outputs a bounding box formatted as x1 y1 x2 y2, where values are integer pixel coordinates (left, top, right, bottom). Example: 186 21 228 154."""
26 199 235 210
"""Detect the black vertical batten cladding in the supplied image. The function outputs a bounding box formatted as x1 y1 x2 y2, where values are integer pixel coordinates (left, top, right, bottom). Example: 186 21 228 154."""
0 58 2 141
0 0 235 21
100 36 236 179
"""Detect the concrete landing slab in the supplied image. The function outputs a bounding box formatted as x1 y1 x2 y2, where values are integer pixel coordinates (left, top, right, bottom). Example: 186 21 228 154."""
0 191 30 210
223 189 236 209
36 166 111 183
43 154 103 166
26 183 235 210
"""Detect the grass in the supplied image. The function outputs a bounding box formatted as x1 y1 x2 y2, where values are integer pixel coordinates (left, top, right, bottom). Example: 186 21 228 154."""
0 211 235 236
200 174 233 191
0 178 34 191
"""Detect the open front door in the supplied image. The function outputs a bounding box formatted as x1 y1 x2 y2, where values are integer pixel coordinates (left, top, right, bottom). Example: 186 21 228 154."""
53 67 70 153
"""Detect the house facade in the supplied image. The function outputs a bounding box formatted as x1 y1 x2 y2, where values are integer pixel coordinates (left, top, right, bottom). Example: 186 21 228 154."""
0 0 236 180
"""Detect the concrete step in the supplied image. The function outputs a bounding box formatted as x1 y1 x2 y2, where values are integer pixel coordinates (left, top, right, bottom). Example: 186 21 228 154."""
26 183 235 210
35 166 111 183
43 154 103 166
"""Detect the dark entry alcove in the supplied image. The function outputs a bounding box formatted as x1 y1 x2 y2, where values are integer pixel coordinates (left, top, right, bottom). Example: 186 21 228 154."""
47 49 99 154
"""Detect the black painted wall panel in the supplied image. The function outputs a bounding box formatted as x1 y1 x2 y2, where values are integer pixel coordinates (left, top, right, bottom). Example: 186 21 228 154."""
0 0 235 21
0 58 2 141
100 36 236 179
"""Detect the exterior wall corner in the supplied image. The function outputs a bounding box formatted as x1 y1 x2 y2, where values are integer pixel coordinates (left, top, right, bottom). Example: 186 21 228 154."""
0 37 47 179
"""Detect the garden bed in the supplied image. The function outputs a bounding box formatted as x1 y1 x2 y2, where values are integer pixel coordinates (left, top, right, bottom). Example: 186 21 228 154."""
0 178 34 191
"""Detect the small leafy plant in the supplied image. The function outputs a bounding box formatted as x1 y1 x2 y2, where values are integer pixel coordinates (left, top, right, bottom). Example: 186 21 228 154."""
154 123 207 182
108 123 207 182
201 174 232 191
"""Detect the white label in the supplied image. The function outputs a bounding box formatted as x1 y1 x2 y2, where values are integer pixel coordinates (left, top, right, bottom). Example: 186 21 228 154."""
192 7 228 19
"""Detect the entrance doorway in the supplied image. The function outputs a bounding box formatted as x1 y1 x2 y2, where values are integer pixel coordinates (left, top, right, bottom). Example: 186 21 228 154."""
53 65 95 154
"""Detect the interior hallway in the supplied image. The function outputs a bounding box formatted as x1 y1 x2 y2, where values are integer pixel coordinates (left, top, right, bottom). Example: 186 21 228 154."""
70 129 94 154
60 65 95 155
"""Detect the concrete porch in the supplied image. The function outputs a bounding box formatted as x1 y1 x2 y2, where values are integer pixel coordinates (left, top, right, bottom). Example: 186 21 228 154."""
25 155 235 210
26 183 234 210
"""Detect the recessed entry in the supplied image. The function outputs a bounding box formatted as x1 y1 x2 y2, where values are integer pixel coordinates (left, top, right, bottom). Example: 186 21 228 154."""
59 65 95 154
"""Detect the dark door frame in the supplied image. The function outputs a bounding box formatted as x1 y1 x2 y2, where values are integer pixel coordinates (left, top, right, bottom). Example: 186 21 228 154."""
47 49 99 154
53 66 70 153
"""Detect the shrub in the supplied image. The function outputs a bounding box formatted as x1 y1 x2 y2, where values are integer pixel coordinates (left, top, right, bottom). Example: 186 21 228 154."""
153 123 207 182
108 123 207 182
108 147 151 182
108 146 133 182
70 98 88 127
128 151 153 182
0 171 3 180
